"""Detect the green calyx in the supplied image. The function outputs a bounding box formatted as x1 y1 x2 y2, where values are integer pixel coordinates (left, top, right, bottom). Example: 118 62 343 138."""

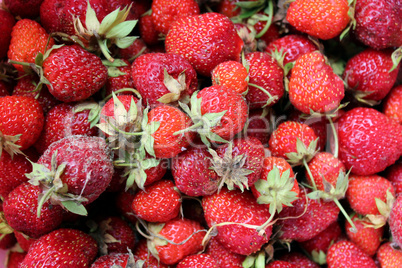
285 138 319 166
102 59 129 77
243 250 267 268
255 166 298 215
340 0 357 41
175 92 228 148
73 101 101 129
311 250 327 265
269 46 294 92
0 131 24 159
25 150 88 217
307 170 350 201
0 212 14 235
234 0 269 20
208 142 254 192
389 47 402 72
73 1 138 62
365 189 395 228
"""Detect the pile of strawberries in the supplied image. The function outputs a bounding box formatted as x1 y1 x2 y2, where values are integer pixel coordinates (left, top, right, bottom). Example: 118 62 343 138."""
0 0 401 267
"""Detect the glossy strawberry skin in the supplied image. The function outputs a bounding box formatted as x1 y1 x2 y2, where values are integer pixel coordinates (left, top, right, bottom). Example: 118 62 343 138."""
4 0 44 18
386 162 402 196
165 12 243 76
205 236 246 268
202 187 272 255
376 242 402 268
97 216 136 254
177 254 219 268
383 85 402 124
211 60 248 94
300 221 343 255
0 10 15 59
289 51 344 114
286 0 350 40
90 253 131 268
0 96 44 151
279 252 321 268
139 12 161 46
326 240 377 268
389 195 402 248
43 45 108 102
105 59 135 97
336 107 402 175
266 261 298 268
19 228 98 268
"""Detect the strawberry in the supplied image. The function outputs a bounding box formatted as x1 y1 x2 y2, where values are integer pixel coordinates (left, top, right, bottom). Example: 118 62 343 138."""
7 19 54 73
19 228 98 267
115 188 137 224
119 38 150 61
265 34 317 66
245 51 285 109
14 231 37 252
386 162 402 196
354 0 402 49
151 0 200 35
132 179 181 222
346 174 395 216
211 60 249 94
376 242 402 268
3 0 44 18
266 261 298 268
165 12 243 76
286 0 350 40
0 218 16 249
276 188 340 242
34 103 99 154
0 96 44 156
336 107 402 175
279 252 320 268
134 239 170 268
383 85 402 124
131 52 198 106
245 108 274 147
202 187 272 255
43 45 108 102
5 251 26 268
2 182 64 238
326 240 377 268
104 59 135 97
345 214 384 256
91 252 143 268
139 10 162 46
215 0 242 18
177 254 219 268
289 51 345 114
171 146 220 196
343 49 400 103
0 10 15 60
389 195 402 248
205 236 246 267
145 218 205 265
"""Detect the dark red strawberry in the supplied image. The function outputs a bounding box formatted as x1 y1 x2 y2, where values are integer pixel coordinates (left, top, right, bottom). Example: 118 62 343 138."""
115 188 137 224
104 59 135 97
165 12 243 76
14 231 37 252
245 108 274 147
279 252 320 268
134 239 170 268
119 38 151 61
389 195 402 248
19 228 98 268
266 260 298 268
0 10 15 59
5 251 26 268
326 240 377 268
383 85 402 124
90 252 143 268
215 0 242 18
139 10 162 46
3 0 44 18
376 242 402 268
205 236 246 267
177 254 219 268
386 162 402 196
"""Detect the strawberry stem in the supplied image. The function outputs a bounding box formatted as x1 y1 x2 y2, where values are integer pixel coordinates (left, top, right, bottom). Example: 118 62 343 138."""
333 198 357 233
36 185 56 218
328 117 338 158
303 158 318 191
173 121 203 135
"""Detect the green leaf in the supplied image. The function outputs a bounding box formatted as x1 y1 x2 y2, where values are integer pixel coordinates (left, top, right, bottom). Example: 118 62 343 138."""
61 200 88 216
85 0 100 33
98 8 120 34
115 36 138 49
106 20 138 39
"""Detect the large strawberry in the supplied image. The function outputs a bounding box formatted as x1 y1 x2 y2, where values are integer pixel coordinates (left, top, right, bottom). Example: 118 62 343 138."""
0 96 44 157
336 107 402 175
286 0 351 40
19 228 98 267
289 51 345 114
0 10 15 59
165 12 243 76
326 240 377 268
202 187 272 255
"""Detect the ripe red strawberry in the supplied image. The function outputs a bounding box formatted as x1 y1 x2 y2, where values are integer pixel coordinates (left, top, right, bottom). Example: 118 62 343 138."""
14 231 37 252
346 174 395 216
376 242 402 268
104 59 135 97
43 45 108 102
345 214 384 256
205 236 246 267
115 189 137 224
146 218 205 265
266 261 298 268
134 239 170 268
289 51 344 114
139 11 162 46
177 254 219 268
343 49 400 102
19 228 98 267
354 0 402 49
389 195 402 248
326 240 377 268
131 53 198 106
276 188 340 242
5 251 26 268
132 179 181 222
7 19 55 73
171 146 220 196
383 85 402 124
336 107 402 175
119 38 150 61
386 162 402 196
0 10 15 59
91 252 143 268
202 187 272 255
211 60 248 94
245 52 285 109
215 0 242 18
34 103 99 154
253 14 281 46
0 96 44 156
151 0 200 35
245 108 273 147
3 0 44 18
265 34 317 66
286 0 350 40
2 182 64 238
165 12 243 76
279 252 320 268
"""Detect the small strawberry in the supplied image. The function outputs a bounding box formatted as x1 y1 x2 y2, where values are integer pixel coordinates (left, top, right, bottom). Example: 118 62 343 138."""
289 51 345 114
3 0 44 18
177 254 219 268
336 107 402 175
0 10 15 60
132 179 181 222
165 12 243 76
151 0 200 35
0 96 44 157
376 242 402 268
343 49 400 103
211 60 249 94
202 187 272 255
383 85 402 124
139 10 162 46
389 195 402 248
245 51 285 109
19 228 98 268
326 240 377 268
286 0 351 40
